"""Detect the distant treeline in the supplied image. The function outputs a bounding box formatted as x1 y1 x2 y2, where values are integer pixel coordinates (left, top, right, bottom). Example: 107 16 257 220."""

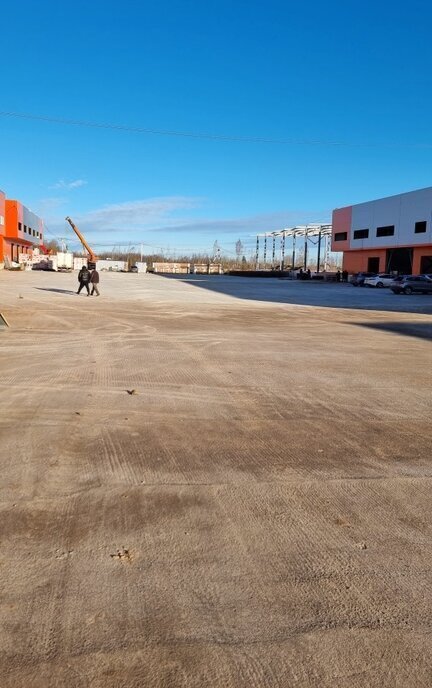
98 251 258 270
97 251 341 271
45 239 340 271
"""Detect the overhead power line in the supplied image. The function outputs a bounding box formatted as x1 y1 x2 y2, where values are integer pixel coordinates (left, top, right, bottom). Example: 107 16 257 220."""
1 109 431 148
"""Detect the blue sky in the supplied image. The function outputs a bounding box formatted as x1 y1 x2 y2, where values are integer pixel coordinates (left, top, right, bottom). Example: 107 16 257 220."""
2 0 432 257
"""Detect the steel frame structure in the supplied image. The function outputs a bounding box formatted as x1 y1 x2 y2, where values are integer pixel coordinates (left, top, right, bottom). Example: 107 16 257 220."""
255 224 332 271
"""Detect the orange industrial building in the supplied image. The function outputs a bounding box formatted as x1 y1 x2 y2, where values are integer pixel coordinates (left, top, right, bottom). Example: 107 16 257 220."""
0 188 43 265
332 187 432 275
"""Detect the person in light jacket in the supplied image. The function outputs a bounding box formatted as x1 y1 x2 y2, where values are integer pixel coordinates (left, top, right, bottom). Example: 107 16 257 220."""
90 268 100 296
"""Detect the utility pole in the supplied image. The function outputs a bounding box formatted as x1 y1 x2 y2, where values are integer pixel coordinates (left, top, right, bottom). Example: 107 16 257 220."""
292 232 297 271
316 230 322 273
235 239 244 268
304 230 308 270
212 240 221 263
58 237 68 252
324 234 330 271
280 232 286 271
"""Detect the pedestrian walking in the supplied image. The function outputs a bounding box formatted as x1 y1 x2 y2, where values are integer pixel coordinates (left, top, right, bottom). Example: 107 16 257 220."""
90 268 100 296
77 265 91 295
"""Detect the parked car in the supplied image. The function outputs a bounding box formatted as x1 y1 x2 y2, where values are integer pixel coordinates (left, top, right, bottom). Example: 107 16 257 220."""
390 275 432 295
350 271 376 286
364 273 395 288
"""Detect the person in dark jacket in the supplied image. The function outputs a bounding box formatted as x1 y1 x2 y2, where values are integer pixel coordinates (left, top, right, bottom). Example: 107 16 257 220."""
77 266 91 295
90 268 100 296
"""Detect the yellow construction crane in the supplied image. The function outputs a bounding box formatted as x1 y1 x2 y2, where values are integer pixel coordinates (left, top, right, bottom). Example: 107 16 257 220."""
65 216 97 269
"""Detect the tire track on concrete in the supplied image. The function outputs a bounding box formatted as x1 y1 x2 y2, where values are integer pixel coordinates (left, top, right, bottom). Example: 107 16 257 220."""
99 426 142 485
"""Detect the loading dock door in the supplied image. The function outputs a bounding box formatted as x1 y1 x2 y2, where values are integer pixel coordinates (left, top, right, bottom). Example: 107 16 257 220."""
386 247 413 274
420 255 432 274
367 257 380 272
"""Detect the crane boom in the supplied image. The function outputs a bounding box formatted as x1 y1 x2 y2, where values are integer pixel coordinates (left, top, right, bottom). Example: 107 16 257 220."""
65 216 97 264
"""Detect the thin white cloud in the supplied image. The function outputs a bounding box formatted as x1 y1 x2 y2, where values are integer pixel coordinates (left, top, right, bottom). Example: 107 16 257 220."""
150 209 332 236
38 195 331 253
35 197 68 219
75 196 201 232
74 199 329 237
50 179 88 190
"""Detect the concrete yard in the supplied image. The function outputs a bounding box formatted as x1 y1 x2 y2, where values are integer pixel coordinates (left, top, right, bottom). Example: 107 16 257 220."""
1 270 432 687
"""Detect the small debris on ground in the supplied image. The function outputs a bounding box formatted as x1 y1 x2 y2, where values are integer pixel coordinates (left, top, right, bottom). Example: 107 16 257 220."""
334 517 351 527
126 389 137 395
55 549 74 560
110 547 133 563
358 542 368 550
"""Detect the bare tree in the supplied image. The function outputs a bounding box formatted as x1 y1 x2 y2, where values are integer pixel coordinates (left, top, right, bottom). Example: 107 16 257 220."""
44 239 61 253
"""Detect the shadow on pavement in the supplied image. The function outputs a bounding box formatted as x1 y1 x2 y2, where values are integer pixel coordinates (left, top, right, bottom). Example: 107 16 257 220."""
351 321 432 341
157 274 432 315
35 288 76 295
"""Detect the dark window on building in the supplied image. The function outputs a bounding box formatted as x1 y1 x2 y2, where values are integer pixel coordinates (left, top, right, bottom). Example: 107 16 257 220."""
376 225 394 237
334 232 347 241
353 228 369 240
18 222 22 232
415 221 427 234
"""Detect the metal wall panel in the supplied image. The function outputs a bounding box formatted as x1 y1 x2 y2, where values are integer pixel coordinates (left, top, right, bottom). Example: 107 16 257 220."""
344 186 432 250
